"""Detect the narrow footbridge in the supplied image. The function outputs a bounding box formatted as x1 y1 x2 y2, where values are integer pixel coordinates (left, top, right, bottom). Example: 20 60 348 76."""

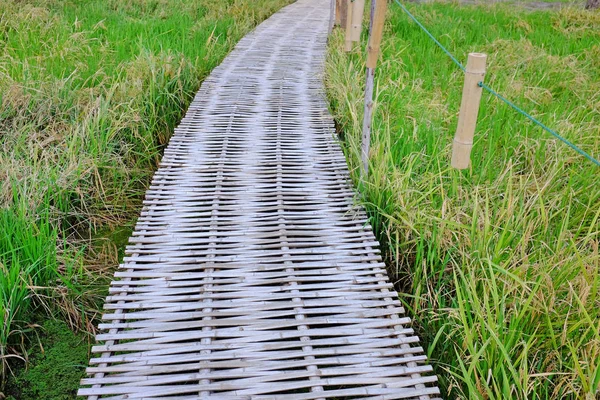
79 0 440 398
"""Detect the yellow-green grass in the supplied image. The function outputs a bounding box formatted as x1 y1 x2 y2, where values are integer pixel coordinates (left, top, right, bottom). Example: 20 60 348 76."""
0 0 291 384
326 2 599 399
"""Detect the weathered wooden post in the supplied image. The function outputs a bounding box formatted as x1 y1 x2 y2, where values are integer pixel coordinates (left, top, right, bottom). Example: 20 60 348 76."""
369 0 376 34
344 0 354 51
329 0 335 32
335 0 342 26
361 0 388 178
349 0 366 48
340 0 349 29
451 53 487 170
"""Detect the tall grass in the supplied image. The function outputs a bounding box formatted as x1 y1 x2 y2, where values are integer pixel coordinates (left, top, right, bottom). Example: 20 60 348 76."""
0 0 291 383
326 2 599 399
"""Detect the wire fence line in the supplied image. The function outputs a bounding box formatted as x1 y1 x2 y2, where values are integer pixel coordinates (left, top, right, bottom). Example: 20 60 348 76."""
478 82 600 167
393 0 600 167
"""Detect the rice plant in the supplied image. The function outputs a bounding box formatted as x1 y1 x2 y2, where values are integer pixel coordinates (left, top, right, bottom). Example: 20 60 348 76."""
0 0 291 384
326 2 600 398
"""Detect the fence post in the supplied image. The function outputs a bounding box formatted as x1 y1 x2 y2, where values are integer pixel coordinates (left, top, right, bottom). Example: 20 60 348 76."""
344 0 354 51
340 0 349 29
335 0 342 26
451 53 487 170
329 0 336 32
361 0 387 178
350 0 366 45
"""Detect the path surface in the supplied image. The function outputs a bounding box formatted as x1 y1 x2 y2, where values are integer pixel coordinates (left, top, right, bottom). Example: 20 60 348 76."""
79 1 440 398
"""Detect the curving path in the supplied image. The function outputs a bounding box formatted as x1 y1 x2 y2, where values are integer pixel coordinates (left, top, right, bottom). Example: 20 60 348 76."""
79 0 440 398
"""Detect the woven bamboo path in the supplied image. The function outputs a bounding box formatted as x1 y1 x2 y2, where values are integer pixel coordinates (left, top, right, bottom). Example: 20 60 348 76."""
79 0 440 398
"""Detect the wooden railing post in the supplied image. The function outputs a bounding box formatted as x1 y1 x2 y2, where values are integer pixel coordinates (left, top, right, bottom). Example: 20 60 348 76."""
361 0 387 178
350 0 366 46
344 0 354 51
329 0 336 32
451 53 487 170
340 0 349 29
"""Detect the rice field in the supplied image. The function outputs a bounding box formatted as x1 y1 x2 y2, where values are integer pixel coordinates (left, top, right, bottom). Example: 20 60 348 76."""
1 0 599 398
0 0 291 392
326 1 599 398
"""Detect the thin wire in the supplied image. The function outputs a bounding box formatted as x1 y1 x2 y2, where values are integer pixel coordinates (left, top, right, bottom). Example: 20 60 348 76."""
393 0 466 72
479 82 600 167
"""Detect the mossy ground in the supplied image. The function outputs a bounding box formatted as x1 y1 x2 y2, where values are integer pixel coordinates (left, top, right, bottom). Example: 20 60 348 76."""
3 320 90 400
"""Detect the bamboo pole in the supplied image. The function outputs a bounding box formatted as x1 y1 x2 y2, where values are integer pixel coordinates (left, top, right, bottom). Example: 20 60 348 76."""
329 0 335 32
365 0 386 69
335 0 341 26
340 0 349 29
369 0 375 33
361 0 388 178
451 53 487 170
344 0 354 51
350 0 366 44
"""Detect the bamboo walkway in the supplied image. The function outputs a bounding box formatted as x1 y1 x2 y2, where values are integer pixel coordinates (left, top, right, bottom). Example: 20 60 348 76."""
79 0 440 398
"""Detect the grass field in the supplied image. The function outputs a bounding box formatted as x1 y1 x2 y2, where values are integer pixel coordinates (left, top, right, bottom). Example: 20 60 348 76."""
0 0 290 391
326 1 599 399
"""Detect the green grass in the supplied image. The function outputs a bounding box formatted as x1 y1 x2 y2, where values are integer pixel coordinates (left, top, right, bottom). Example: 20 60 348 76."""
0 0 291 386
326 2 599 399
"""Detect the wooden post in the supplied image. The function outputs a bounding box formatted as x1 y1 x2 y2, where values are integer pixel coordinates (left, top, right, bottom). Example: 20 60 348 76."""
361 0 387 178
350 0 366 44
451 53 487 170
340 0 349 29
335 0 341 26
329 0 336 32
366 0 386 70
344 0 354 51
369 0 375 33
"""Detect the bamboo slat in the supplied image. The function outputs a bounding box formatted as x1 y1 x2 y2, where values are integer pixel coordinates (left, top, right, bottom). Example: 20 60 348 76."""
78 0 440 398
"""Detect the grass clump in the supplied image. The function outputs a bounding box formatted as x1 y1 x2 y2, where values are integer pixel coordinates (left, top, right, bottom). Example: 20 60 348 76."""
326 2 599 399
0 0 291 386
